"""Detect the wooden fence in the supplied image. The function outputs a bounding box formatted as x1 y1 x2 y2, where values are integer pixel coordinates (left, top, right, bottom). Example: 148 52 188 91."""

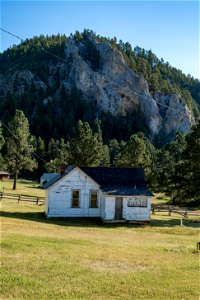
151 204 200 218
0 192 45 205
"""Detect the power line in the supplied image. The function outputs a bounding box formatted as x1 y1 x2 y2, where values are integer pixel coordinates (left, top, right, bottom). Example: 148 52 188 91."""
0 27 68 64
0 119 49 167
0 28 23 42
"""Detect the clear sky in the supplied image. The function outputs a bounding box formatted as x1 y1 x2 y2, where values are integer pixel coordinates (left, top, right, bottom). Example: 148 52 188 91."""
1 0 199 78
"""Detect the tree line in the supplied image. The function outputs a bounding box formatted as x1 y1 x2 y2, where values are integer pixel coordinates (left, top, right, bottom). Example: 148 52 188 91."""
0 110 199 206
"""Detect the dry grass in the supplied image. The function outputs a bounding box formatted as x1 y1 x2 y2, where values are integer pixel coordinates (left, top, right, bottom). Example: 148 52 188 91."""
0 179 45 198
1 197 200 300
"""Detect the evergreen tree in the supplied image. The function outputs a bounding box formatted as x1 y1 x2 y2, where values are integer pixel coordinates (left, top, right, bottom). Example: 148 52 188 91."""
99 145 110 167
5 110 37 189
47 138 60 161
0 121 5 169
170 121 200 205
114 133 152 173
150 132 186 193
70 120 104 167
46 138 70 172
109 139 120 166
32 136 46 179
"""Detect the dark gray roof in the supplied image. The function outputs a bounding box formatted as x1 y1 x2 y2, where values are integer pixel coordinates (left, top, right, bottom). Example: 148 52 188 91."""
40 173 59 181
101 186 153 196
81 167 153 196
81 167 145 186
43 174 61 189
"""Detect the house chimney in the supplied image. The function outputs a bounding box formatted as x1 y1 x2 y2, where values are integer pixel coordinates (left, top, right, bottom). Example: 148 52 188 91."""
60 163 66 176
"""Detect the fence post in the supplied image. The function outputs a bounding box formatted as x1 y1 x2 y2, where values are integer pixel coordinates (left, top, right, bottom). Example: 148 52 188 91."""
36 197 39 205
152 205 155 215
168 206 171 216
18 195 21 203
0 192 2 201
184 210 188 218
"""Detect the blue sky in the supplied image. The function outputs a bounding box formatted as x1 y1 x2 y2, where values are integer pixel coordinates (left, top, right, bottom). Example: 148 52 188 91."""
1 1 199 78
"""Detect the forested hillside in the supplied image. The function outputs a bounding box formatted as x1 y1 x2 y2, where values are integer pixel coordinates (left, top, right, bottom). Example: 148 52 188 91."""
1 31 199 107
0 30 199 205
0 30 199 145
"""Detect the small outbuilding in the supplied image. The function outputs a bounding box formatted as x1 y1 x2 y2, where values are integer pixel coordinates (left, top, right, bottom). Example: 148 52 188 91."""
44 167 152 223
40 173 59 188
0 171 10 181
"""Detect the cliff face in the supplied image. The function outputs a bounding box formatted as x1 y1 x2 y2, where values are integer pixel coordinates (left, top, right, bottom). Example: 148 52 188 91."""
0 34 196 142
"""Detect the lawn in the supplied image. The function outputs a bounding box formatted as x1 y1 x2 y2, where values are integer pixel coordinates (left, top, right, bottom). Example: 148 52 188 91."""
0 179 45 198
0 183 200 300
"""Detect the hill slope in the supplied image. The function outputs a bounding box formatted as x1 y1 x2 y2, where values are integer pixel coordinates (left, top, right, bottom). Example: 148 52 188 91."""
0 30 199 144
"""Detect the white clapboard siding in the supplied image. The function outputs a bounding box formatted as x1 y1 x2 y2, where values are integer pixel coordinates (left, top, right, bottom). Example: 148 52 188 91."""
104 196 116 220
47 169 101 217
122 197 151 221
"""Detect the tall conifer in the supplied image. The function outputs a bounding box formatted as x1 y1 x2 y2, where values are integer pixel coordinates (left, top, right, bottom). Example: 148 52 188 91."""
6 110 37 189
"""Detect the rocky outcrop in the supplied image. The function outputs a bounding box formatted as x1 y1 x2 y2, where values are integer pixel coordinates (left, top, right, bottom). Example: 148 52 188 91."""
0 70 46 98
59 35 195 138
153 93 195 139
0 34 196 142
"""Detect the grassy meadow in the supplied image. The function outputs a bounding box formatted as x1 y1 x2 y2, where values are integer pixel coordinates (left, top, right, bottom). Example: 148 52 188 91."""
0 179 45 198
0 180 200 300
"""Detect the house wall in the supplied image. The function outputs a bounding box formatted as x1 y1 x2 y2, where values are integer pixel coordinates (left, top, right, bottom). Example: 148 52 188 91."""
122 197 151 221
46 169 101 218
99 191 106 219
104 196 116 220
104 196 151 221
0 175 9 181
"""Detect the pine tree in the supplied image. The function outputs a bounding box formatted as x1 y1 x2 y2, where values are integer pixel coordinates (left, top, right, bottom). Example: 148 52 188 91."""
70 120 104 167
0 121 5 169
99 145 110 167
6 110 37 189
114 133 152 172
32 136 46 179
150 132 186 193
171 121 200 205
109 139 120 166
45 138 70 172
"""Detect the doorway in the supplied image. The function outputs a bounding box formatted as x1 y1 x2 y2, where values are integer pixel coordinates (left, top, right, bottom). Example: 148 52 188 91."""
115 197 123 220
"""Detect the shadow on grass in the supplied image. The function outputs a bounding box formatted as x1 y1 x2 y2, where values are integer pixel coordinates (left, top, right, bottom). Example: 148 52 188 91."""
150 218 199 228
1 211 199 228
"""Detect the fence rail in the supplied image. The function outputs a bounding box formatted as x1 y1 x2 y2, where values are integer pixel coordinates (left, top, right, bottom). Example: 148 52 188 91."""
151 204 200 218
0 192 45 205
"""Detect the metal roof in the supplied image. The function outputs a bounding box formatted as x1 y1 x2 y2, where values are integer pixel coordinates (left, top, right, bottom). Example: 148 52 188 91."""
40 173 59 181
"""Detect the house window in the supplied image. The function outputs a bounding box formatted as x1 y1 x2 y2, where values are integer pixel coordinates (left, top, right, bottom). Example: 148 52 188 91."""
72 190 80 208
90 190 98 208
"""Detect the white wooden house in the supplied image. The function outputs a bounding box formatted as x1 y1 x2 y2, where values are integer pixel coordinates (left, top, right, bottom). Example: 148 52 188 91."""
44 166 152 223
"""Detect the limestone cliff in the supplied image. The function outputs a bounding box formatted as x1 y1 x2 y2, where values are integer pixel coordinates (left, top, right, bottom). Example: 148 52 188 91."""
0 33 196 142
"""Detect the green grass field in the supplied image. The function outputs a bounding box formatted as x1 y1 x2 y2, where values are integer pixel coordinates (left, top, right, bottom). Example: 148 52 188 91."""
0 179 45 198
1 180 200 300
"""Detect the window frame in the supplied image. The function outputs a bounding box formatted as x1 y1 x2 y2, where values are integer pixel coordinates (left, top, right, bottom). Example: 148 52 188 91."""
71 190 80 208
89 190 98 208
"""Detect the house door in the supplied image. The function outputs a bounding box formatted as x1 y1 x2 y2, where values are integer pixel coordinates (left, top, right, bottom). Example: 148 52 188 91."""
115 197 123 220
